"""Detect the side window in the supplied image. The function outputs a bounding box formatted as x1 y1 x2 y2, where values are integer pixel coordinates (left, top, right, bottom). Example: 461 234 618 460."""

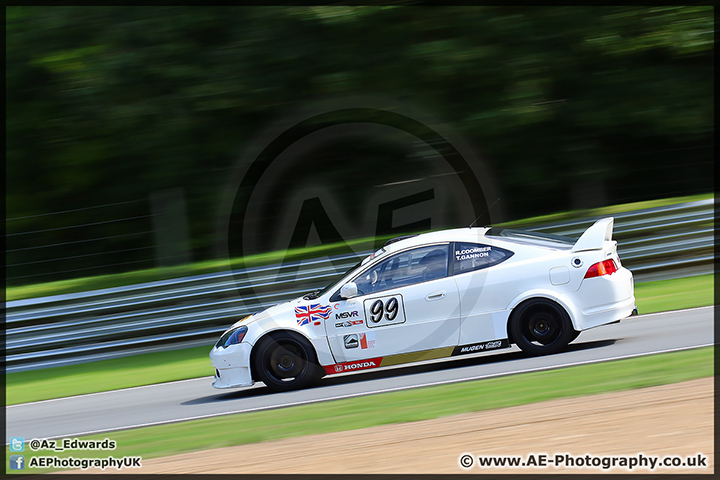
452 242 514 275
353 244 449 295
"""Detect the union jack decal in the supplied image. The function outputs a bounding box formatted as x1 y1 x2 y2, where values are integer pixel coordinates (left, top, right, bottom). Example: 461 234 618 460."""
294 303 332 326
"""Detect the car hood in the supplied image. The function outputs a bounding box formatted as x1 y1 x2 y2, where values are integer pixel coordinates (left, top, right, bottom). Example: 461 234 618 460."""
228 297 301 329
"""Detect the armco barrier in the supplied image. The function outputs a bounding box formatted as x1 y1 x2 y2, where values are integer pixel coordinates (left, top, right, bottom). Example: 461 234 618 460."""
5 198 714 372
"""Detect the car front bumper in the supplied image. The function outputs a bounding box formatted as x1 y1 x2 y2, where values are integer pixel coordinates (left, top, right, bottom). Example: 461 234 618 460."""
209 342 254 389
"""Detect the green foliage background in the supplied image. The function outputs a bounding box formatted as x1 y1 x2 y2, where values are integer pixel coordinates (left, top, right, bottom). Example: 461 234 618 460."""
6 6 714 284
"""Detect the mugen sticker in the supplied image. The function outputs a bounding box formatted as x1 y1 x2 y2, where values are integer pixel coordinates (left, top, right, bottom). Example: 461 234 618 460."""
451 339 509 356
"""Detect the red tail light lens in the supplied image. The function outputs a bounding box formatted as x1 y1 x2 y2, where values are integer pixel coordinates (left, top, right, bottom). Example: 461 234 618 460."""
584 259 618 278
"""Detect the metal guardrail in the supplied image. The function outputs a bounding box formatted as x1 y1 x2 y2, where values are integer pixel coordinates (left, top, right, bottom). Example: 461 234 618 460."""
5 198 714 372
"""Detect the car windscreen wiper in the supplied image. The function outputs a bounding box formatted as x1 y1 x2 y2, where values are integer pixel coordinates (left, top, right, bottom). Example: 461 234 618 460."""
302 290 321 300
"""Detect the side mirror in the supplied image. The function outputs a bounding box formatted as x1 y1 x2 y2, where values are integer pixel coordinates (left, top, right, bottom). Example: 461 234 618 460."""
340 282 358 299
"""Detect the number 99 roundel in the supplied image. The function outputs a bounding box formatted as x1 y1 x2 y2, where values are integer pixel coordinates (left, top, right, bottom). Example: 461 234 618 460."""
366 295 405 326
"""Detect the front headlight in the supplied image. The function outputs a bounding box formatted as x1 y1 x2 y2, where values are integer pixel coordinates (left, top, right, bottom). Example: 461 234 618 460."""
215 325 248 349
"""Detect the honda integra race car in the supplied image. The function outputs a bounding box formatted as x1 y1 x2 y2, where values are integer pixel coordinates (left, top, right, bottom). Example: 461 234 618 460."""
210 217 637 392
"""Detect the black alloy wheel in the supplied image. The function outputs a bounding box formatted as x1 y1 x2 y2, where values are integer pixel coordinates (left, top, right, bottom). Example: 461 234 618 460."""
253 332 322 392
509 299 577 355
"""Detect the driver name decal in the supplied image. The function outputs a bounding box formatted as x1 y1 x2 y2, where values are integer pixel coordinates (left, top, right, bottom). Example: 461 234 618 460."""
455 246 491 261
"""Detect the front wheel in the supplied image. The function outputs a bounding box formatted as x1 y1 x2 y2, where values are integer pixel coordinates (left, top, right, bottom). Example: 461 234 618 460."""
253 332 323 392
509 299 575 355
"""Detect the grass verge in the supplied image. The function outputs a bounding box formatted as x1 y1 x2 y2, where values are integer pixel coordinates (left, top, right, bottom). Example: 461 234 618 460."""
6 273 713 406
7 346 713 474
5 346 213 406
6 192 713 301
634 274 714 314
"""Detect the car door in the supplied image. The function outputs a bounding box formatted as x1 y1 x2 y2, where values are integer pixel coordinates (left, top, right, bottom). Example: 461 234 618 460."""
450 241 516 345
326 243 461 363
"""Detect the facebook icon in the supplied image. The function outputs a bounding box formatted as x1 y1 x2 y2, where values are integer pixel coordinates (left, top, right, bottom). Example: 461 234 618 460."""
10 455 25 470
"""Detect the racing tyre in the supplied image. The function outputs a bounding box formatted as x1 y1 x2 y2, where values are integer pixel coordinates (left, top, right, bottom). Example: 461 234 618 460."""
253 332 323 392
509 299 575 355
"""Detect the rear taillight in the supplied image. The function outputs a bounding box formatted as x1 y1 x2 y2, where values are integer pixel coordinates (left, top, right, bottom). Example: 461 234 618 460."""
584 259 618 278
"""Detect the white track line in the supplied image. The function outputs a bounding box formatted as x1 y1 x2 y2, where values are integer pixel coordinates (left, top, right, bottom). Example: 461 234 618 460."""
20 342 714 441
629 305 713 317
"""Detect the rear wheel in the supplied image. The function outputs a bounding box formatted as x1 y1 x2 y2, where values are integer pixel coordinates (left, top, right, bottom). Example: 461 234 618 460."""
253 332 323 392
510 299 575 355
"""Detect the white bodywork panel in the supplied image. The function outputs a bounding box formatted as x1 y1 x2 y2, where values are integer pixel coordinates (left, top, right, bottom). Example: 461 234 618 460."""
210 217 635 389
572 218 614 252
327 275 461 363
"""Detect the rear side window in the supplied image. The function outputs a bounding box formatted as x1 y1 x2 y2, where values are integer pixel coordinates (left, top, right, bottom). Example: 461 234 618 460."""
452 242 514 275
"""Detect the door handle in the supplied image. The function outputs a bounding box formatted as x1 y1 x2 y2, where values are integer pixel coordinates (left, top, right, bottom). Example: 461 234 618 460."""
426 290 446 301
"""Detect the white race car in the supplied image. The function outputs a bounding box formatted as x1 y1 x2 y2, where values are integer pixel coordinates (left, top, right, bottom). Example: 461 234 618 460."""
210 217 636 392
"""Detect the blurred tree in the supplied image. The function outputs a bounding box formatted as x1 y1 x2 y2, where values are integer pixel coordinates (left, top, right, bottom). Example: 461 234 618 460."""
5 6 714 284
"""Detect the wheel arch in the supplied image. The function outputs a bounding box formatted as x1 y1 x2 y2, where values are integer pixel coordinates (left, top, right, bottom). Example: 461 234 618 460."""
506 295 577 345
249 328 321 382
506 290 580 336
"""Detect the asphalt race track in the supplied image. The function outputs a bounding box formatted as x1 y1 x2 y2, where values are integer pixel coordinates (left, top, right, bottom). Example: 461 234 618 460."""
6 306 713 441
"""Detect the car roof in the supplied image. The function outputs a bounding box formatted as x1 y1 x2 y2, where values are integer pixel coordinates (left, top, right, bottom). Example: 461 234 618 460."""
381 227 488 254
381 226 574 256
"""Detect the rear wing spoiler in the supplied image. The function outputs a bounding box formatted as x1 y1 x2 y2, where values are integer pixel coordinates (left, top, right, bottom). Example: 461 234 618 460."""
571 217 614 252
